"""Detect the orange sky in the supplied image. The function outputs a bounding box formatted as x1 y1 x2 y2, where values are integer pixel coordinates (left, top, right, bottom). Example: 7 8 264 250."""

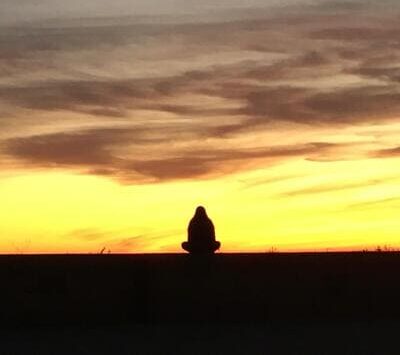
1 0 400 253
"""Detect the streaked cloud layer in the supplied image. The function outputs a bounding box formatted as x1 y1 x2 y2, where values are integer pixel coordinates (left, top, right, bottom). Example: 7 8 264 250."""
1 0 400 252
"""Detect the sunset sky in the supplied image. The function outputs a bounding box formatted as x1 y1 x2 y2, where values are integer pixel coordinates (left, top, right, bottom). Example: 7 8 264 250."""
1 0 400 253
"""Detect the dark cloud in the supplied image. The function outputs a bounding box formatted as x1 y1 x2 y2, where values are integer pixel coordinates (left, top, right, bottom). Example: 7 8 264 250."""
303 86 400 123
2 70 400 130
349 66 400 83
0 21 177 57
313 1 369 12
5 128 138 166
0 16 280 63
208 83 400 132
130 144 321 180
3 127 342 182
374 146 400 158
241 86 314 122
0 79 155 116
311 27 400 42
243 51 334 81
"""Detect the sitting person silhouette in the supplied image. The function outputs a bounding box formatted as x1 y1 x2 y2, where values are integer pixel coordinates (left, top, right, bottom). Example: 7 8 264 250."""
182 206 221 254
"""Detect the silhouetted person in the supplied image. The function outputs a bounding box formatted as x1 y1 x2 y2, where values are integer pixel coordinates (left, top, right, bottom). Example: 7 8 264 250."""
182 206 221 254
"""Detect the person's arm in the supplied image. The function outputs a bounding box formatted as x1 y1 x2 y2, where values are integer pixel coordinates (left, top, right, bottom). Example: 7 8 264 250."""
209 220 216 241
188 219 194 243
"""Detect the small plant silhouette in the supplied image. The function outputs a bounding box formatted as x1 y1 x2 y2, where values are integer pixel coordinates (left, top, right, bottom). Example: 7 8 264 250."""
375 245 398 252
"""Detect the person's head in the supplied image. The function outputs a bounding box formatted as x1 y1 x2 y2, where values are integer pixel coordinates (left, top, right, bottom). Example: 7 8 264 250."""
194 206 207 218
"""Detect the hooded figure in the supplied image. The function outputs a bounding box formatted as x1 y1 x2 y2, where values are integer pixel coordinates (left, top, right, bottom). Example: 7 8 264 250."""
182 206 221 254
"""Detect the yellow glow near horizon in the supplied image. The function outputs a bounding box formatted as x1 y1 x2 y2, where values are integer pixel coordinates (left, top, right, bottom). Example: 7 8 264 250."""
1 152 400 254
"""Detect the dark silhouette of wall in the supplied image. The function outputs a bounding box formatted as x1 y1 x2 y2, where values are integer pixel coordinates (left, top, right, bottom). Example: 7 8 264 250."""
1 253 400 326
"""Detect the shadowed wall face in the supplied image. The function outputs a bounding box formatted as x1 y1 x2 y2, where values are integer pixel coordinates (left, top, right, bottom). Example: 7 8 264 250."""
1 0 400 253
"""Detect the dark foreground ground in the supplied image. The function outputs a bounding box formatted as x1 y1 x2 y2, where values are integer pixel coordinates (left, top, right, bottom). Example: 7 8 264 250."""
1 252 400 354
3 321 400 355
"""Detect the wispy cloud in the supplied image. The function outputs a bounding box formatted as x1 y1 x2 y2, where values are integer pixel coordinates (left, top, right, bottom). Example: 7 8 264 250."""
279 179 387 198
65 227 178 252
348 196 400 209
